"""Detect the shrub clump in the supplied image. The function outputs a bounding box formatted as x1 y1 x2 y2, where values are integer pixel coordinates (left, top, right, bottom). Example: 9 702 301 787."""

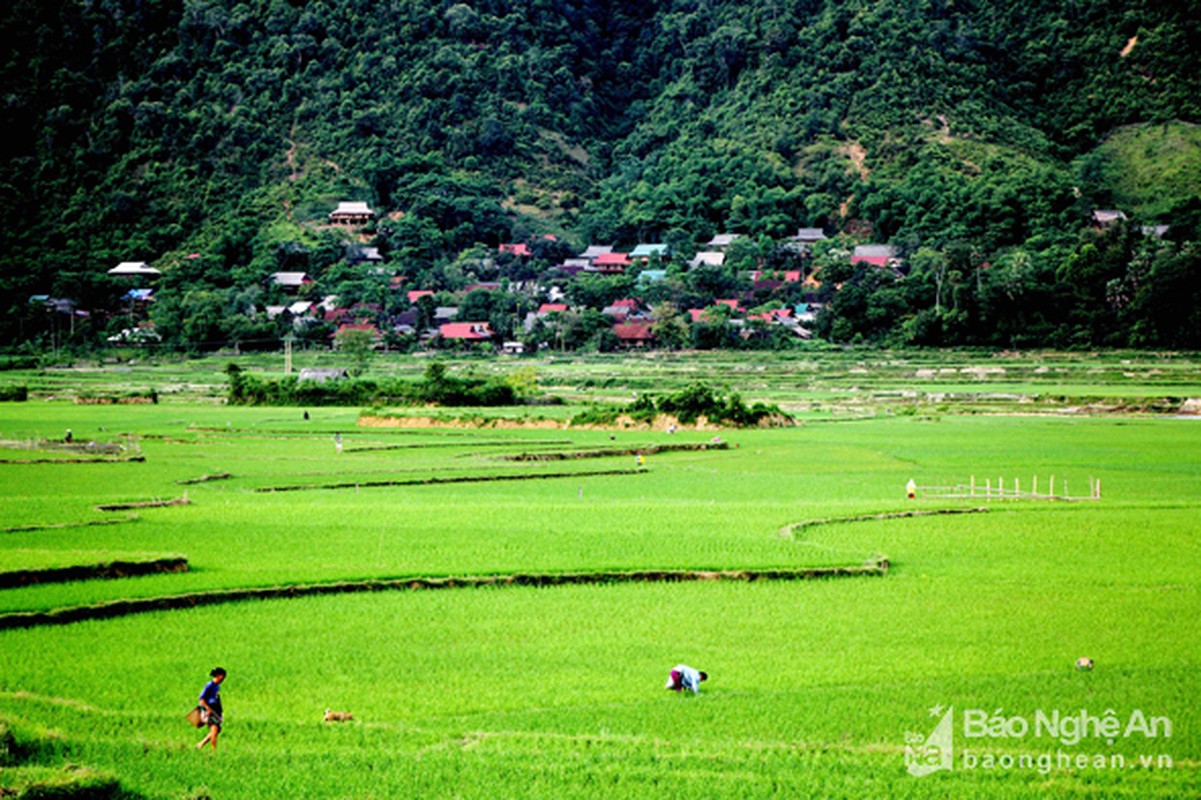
570 383 790 428
227 362 530 407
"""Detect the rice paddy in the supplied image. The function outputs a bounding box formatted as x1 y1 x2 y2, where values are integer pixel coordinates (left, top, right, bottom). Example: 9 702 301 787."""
0 351 1197 798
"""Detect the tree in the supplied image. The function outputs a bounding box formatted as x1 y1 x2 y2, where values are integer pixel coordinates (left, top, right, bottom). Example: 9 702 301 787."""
334 327 376 377
651 302 688 350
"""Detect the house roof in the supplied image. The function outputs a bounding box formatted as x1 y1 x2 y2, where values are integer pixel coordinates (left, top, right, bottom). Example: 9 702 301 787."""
334 323 380 337
637 269 667 284
851 244 898 268
580 245 614 259
440 322 494 340
538 303 569 314
630 243 669 258
853 244 896 258
108 262 161 277
499 243 532 257
329 201 375 218
407 290 434 303
689 251 725 268
1092 209 1127 225
613 322 655 341
347 246 383 262
706 233 742 248
791 228 827 243
270 271 313 286
715 298 742 311
121 288 154 301
749 308 793 322
593 252 632 266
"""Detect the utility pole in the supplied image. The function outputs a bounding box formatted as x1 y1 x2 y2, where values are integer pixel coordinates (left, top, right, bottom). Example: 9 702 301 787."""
284 334 294 375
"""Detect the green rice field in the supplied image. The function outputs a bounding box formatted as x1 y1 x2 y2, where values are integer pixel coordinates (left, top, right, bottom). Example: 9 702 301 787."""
0 351 1198 798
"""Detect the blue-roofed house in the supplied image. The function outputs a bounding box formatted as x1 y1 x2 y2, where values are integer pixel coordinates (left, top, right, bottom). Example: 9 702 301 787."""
630 243 669 261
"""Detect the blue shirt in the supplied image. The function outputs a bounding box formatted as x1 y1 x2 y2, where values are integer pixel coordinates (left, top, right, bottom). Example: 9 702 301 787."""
199 680 223 715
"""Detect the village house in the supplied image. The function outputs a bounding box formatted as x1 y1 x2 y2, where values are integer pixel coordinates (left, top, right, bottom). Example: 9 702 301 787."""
108 261 161 278
345 245 384 264
265 300 314 320
268 272 314 291
499 242 532 257
439 322 494 341
629 243 669 261
851 244 902 271
590 252 632 273
579 245 614 260
328 201 375 226
689 251 726 269
331 323 382 347
1092 209 1127 228
789 228 828 245
613 321 655 348
705 233 742 249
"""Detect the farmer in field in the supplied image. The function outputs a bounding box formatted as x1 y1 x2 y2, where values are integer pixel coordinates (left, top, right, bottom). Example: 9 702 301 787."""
665 664 707 694
196 667 226 750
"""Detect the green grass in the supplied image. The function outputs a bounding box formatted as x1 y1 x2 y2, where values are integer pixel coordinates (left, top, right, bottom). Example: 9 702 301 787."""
1087 121 1201 218
0 354 1198 797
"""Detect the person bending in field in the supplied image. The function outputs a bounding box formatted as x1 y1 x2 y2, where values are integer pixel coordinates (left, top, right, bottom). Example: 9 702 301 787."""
665 664 707 694
196 667 226 750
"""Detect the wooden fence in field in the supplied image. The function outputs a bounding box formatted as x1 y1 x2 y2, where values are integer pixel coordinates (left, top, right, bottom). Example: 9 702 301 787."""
911 475 1101 502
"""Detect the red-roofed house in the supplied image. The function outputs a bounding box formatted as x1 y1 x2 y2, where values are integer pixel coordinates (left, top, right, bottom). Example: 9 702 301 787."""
499 243 532 257
332 323 381 345
591 252 631 273
613 322 655 348
538 303 569 315
748 308 793 323
407 290 435 304
715 298 742 312
439 322 494 341
851 244 898 268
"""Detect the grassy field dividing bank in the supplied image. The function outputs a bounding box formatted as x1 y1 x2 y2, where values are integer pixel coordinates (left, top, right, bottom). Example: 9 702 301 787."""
0 354 1198 798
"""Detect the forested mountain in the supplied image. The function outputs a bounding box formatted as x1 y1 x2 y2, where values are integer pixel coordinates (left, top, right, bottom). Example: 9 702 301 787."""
3 0 1200 351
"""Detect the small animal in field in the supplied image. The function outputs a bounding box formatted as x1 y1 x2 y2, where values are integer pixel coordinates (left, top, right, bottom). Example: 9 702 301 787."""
323 708 354 723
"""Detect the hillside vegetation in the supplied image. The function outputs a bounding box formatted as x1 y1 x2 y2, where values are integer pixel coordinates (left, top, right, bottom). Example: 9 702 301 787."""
2 0 1200 349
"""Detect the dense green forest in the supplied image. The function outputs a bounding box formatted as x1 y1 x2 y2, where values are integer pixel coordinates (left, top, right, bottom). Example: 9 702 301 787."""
2 0 1200 352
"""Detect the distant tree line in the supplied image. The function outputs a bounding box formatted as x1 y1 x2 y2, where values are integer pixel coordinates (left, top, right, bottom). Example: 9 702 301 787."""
1 0 1199 352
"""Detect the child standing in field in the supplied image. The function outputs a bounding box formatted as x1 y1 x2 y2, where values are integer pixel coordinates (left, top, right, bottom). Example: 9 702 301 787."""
665 664 707 694
196 667 226 751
